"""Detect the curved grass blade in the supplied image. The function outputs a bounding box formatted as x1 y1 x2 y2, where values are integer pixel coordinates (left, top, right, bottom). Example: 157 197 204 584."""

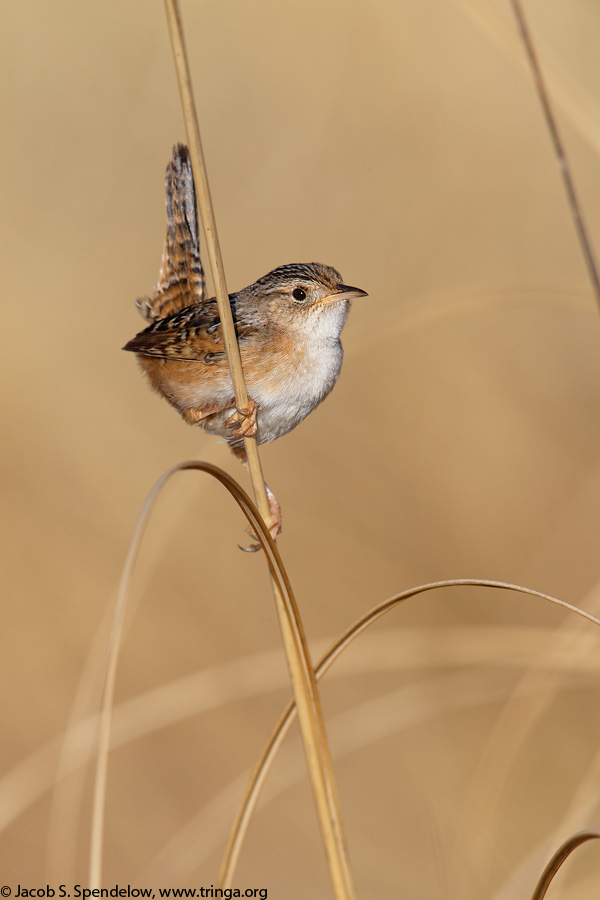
219 581 600 887
89 462 286 887
90 462 354 899
530 831 600 900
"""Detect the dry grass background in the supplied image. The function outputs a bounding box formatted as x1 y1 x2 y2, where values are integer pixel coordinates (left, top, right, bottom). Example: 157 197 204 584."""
3 0 600 896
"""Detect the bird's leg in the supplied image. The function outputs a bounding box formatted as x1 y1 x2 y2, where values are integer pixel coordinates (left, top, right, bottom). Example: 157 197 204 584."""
224 398 258 437
264 483 282 539
231 443 282 551
182 400 234 425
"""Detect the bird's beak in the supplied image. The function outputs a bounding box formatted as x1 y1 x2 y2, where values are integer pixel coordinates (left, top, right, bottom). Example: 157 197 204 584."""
319 283 369 305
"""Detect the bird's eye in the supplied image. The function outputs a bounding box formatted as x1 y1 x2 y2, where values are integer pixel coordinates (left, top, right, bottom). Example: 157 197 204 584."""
292 287 307 302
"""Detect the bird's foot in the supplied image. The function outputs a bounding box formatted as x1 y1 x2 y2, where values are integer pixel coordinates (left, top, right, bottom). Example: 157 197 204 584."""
240 483 282 552
224 398 257 437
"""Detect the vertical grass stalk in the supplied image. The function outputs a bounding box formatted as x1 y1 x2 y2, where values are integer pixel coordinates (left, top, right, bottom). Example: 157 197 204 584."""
510 0 600 312
162 4 356 897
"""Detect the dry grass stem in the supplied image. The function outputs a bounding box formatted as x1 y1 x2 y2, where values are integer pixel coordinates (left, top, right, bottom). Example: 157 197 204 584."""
3 626 593 851
161 3 356 897
88 465 188 887
530 831 600 900
162 0 270 525
452 0 600 157
450 594 600 898
88 462 280 888
89 459 355 896
510 0 600 311
220 581 600 887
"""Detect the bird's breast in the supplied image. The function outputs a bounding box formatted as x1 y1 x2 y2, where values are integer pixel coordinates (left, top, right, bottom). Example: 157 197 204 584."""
241 334 344 442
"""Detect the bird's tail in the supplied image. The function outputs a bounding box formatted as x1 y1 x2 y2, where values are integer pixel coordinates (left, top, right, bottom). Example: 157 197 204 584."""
136 143 206 322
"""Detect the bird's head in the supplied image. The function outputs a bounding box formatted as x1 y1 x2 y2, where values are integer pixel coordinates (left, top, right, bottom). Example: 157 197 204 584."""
235 262 368 337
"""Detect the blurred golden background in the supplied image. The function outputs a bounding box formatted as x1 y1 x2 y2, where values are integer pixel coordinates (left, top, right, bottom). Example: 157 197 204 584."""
3 0 600 896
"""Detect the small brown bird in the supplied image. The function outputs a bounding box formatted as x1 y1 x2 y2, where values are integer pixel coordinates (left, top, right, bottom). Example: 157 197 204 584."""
124 144 367 542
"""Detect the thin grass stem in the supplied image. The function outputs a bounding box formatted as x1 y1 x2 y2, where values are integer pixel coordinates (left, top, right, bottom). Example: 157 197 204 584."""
219 580 600 887
510 0 600 312
161 4 356 897
162 0 270 526
530 831 600 900
90 461 355 897
88 463 283 888
88 467 187 887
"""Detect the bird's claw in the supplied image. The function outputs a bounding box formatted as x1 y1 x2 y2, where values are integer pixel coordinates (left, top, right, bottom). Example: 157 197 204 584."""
238 484 282 552
224 399 257 437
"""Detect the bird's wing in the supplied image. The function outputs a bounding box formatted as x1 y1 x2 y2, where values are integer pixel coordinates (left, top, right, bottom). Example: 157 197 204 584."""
136 144 206 323
123 298 256 361
123 301 230 361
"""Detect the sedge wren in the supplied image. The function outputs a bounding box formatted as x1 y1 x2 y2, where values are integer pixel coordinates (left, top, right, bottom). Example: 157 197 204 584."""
123 145 367 543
